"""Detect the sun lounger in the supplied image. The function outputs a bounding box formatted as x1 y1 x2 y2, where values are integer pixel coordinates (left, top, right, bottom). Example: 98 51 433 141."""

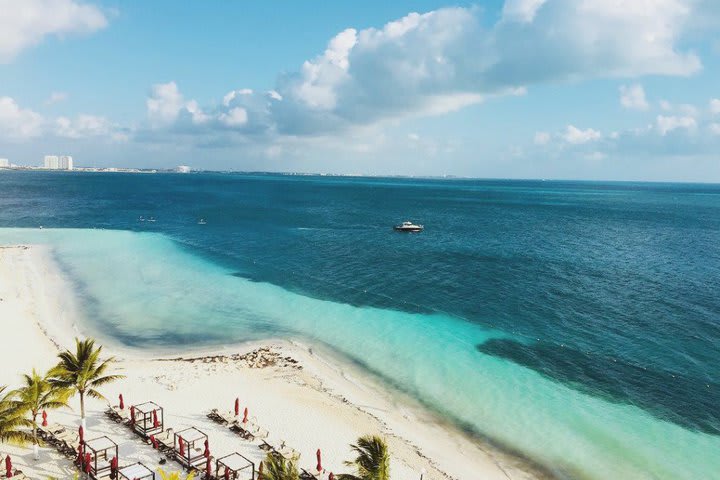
273 440 300 460
153 427 175 452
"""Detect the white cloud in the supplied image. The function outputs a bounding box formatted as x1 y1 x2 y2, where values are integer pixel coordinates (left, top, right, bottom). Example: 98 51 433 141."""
45 91 68 105
219 107 248 127
710 98 720 115
563 125 602 144
534 131 551 145
502 0 548 23
708 123 720 135
222 89 253 107
0 0 107 63
656 115 697 135
659 100 673 111
147 82 186 126
619 84 649 110
0 97 45 139
55 114 111 138
408 133 420 141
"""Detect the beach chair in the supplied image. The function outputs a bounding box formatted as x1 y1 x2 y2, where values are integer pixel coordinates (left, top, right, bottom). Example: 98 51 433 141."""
153 427 175 453
275 440 300 461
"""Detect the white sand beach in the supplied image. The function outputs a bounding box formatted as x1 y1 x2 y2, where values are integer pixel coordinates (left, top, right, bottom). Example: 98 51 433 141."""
0 244 547 480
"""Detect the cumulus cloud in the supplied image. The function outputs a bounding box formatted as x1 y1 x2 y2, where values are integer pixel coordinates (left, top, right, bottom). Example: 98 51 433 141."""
0 0 107 63
145 0 708 144
55 114 113 138
0 97 45 139
619 84 649 110
656 115 697 135
710 98 720 115
563 125 602 144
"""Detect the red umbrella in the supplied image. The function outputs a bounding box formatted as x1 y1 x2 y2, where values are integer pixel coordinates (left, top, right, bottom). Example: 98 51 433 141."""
316 449 322 472
178 435 185 457
234 397 239 416
84 453 92 474
242 407 248 423
78 425 84 445
150 434 158 449
205 454 212 480
5 455 12 477
224 466 230 480
329 473 335 480
130 405 136 426
111 456 118 479
203 438 210 458
75 444 84 466
119 394 124 410
258 461 263 480
153 409 160 428
41 410 48 427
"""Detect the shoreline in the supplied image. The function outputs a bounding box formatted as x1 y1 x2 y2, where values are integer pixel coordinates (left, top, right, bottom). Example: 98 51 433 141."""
0 243 552 480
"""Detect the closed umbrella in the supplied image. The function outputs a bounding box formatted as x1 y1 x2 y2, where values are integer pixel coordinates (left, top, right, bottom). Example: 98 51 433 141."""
150 434 158 449
258 461 263 480
224 466 230 480
242 407 248 424
41 410 48 427
119 394 124 410
75 444 83 466
153 409 160 428
316 449 322 472
5 455 12 477
204 438 210 458
110 456 118 479
234 397 239 416
130 405 135 426
329 474 335 480
84 453 92 474
79 425 84 445
205 454 212 480
178 435 185 457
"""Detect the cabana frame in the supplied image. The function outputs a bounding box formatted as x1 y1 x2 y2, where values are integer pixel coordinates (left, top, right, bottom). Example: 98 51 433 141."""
216 452 255 480
132 401 164 436
118 462 155 480
173 427 208 468
84 436 118 479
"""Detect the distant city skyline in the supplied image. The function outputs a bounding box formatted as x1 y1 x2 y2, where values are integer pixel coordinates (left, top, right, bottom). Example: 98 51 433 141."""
1 1 720 181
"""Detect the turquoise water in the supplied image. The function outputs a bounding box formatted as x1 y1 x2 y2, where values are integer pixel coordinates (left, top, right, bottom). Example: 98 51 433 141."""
1 171 719 479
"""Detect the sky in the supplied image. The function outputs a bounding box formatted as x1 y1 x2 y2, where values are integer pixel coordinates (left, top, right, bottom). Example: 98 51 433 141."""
1 0 719 181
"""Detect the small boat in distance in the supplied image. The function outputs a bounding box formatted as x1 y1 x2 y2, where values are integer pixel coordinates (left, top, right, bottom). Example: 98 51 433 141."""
393 221 424 232
147 217 156 223
198 218 207 225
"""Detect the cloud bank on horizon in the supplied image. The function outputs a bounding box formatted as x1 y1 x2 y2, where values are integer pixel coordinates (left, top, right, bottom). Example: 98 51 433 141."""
0 0 719 180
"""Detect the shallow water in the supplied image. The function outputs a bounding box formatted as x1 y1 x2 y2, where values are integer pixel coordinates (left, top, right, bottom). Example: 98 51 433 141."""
1 171 719 479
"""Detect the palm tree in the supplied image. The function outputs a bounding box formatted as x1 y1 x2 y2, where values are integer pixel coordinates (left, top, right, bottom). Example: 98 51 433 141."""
48 338 123 426
15 370 71 459
262 453 300 480
0 385 32 444
338 435 390 480
157 469 196 480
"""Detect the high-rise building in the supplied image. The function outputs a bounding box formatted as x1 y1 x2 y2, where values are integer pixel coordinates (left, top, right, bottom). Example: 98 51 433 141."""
59 155 73 170
0 158 9 168
44 155 59 169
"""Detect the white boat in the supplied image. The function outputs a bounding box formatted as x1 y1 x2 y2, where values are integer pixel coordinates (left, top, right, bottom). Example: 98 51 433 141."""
198 218 207 225
393 221 423 232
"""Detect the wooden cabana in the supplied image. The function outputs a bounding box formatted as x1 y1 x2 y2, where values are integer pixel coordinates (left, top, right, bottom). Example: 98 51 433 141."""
84 436 118 478
216 452 255 480
174 427 208 468
132 401 164 436
118 462 155 480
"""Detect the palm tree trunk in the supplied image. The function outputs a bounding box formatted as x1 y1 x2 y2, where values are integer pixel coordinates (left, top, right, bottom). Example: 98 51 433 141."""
80 390 85 420
32 411 39 460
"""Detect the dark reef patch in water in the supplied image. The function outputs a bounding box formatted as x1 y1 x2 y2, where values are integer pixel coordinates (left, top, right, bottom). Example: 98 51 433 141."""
478 338 720 435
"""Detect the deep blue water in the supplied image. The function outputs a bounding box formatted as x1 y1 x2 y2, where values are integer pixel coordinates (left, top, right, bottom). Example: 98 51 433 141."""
1 170 719 479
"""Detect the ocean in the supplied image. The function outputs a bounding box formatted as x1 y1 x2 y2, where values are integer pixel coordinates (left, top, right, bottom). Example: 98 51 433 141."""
0 170 718 479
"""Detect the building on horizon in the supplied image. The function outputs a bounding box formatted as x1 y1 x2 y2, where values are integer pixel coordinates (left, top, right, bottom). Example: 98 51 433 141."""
176 165 191 173
43 155 73 170
0 158 9 168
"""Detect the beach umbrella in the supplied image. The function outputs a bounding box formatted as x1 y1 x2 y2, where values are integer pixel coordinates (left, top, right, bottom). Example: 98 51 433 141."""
329 473 334 480
224 466 230 480
119 394 124 410
203 438 210 458
78 425 84 445
5 455 12 477
316 449 322 472
41 410 48 427
205 454 212 480
110 456 118 480
150 434 158 449
178 435 185 457
234 397 239 416
84 452 92 474
242 407 248 423
153 409 160 428
75 444 84 466
130 405 135 426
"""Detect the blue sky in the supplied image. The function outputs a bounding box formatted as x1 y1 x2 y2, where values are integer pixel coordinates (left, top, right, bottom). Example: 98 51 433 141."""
1 0 719 181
